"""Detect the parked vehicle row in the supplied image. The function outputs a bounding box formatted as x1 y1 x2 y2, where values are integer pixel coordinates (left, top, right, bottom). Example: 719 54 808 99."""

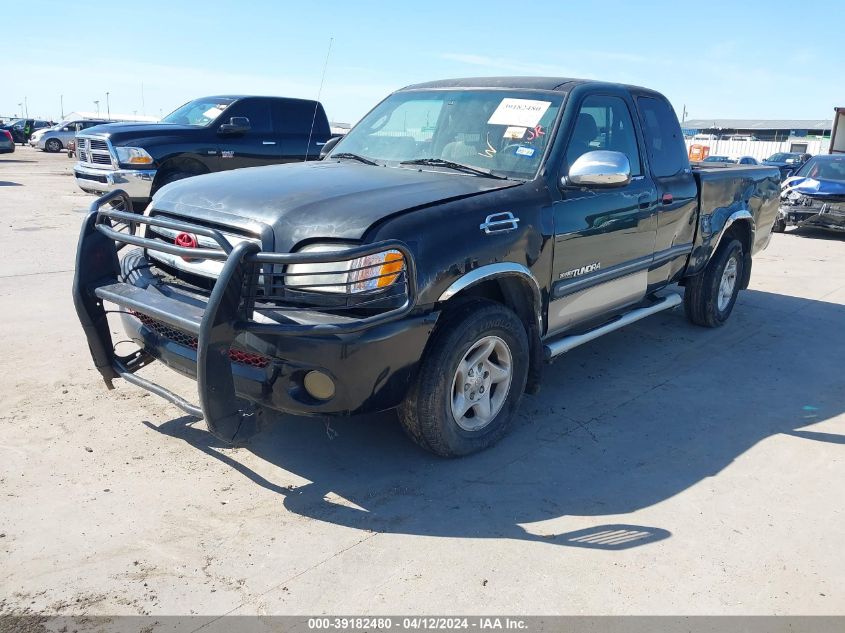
73 77 781 456
0 118 54 145
29 118 113 152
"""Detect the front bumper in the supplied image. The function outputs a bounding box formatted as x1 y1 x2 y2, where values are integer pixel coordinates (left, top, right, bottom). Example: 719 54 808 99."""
72 191 429 443
778 204 845 232
74 163 157 200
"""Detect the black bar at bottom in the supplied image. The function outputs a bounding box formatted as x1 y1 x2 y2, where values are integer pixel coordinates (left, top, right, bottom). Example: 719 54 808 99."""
115 363 203 419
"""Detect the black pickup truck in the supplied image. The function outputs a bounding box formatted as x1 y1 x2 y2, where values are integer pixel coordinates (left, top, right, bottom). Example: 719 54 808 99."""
73 77 780 456
74 95 331 210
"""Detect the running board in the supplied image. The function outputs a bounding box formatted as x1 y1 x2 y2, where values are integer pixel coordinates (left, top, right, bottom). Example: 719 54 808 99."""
544 293 682 360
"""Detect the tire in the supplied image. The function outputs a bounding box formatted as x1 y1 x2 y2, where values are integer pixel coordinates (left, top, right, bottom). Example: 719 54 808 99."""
44 138 62 152
772 217 786 233
151 170 191 196
398 299 529 456
683 238 744 328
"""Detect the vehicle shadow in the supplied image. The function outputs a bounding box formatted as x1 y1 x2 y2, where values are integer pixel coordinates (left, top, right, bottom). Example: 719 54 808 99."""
145 289 845 548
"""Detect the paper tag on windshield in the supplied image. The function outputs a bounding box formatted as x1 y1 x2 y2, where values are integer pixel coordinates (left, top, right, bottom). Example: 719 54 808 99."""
203 106 226 119
503 126 527 140
488 99 551 127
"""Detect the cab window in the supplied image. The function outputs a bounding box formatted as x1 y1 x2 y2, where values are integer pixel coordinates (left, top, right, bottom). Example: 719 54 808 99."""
565 95 641 176
636 96 688 177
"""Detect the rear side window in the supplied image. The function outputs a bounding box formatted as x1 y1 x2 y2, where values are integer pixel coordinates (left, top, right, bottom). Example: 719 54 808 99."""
273 100 327 135
636 96 688 177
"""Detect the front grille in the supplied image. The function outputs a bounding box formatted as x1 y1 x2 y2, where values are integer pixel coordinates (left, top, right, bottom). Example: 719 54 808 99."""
77 136 114 169
132 311 271 369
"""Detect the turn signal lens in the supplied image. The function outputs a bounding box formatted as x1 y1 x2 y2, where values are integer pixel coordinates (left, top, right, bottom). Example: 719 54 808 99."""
349 250 405 292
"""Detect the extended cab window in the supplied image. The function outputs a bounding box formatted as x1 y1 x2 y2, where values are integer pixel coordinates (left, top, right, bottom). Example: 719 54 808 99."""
566 95 641 176
636 96 688 177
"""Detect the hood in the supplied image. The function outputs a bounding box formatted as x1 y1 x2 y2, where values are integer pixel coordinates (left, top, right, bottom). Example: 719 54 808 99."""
782 176 845 198
83 121 194 145
151 161 521 252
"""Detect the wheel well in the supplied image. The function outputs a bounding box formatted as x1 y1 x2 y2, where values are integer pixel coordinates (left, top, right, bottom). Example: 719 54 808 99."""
723 219 754 289
153 156 209 190
439 275 544 394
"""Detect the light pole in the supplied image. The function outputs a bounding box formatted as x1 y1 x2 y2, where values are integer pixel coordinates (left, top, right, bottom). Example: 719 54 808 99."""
94 100 100 116
105 92 110 120
60 94 64 119
17 103 22 117
24 97 28 118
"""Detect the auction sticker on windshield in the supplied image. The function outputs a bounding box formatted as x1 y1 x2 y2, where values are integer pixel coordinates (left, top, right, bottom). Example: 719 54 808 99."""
488 99 551 127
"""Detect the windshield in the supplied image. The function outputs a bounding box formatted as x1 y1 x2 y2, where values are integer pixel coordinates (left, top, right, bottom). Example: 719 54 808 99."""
766 153 799 163
794 156 845 182
161 97 236 126
330 89 564 179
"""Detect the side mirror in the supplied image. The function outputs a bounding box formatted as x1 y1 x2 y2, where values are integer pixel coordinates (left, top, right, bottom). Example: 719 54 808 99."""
563 150 631 188
218 116 251 135
319 135 343 159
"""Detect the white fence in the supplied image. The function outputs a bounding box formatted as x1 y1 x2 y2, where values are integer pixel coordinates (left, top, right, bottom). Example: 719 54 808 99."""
684 138 828 161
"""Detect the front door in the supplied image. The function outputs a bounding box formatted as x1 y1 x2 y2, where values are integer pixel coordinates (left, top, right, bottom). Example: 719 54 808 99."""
549 93 658 334
217 98 280 170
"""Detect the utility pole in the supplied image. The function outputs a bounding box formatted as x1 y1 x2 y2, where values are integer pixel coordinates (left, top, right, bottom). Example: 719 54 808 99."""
681 104 687 125
141 82 145 117
17 103 22 117
106 92 110 120
24 97 28 118
94 100 100 116
60 94 64 119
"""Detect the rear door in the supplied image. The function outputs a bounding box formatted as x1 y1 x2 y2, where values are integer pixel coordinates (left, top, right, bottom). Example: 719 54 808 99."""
549 92 659 334
272 100 326 162
633 95 698 287
217 98 280 169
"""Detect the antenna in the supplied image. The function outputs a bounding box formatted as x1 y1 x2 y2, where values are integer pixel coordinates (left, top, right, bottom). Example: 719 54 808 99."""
305 37 334 162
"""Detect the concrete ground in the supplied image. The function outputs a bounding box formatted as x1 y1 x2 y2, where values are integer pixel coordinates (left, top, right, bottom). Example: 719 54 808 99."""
1 146 843 616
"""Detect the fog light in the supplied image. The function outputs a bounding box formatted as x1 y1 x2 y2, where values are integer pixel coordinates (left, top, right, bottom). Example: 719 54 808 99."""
303 370 335 401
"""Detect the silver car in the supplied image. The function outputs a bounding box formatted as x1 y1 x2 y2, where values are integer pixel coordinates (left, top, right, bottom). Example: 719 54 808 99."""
32 119 111 152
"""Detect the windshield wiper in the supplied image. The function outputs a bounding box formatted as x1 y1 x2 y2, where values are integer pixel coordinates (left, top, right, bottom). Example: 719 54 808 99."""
400 158 508 179
332 152 379 166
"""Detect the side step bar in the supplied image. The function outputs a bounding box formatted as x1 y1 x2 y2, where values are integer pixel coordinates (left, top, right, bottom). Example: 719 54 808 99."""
544 293 682 360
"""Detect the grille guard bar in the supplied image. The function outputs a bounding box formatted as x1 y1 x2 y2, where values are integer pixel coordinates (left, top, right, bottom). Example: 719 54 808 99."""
72 190 419 443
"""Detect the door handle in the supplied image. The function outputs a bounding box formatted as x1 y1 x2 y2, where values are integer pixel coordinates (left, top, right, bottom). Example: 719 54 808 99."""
638 194 652 210
662 193 674 205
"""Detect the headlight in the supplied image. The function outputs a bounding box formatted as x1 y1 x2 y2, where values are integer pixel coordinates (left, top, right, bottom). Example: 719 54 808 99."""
285 244 405 294
115 146 154 165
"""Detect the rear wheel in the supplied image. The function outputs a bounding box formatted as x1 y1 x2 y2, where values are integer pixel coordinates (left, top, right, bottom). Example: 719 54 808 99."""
684 238 744 328
44 138 62 152
772 217 786 233
398 300 529 456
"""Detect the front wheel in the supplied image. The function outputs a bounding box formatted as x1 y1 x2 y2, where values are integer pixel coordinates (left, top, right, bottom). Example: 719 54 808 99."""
684 238 744 328
772 217 786 233
398 300 529 456
44 138 62 152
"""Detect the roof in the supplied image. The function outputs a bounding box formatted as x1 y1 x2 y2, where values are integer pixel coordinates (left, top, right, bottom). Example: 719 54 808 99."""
683 118 832 131
62 111 158 123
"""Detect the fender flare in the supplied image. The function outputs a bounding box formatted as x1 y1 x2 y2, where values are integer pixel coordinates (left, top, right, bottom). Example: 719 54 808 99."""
438 262 543 332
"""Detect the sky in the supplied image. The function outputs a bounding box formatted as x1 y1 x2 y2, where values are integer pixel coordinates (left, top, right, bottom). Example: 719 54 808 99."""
4 0 843 125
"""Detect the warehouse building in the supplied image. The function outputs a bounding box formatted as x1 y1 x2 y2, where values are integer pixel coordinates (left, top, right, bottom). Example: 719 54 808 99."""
681 118 832 142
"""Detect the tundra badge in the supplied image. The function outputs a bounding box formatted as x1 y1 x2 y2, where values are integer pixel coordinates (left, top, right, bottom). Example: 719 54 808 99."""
559 262 601 279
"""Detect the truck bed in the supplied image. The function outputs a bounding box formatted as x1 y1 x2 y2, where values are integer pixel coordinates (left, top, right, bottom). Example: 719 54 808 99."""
688 164 781 271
